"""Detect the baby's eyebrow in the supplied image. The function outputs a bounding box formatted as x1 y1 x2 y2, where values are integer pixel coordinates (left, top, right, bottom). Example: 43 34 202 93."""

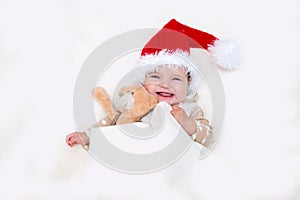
172 73 187 78
147 72 159 76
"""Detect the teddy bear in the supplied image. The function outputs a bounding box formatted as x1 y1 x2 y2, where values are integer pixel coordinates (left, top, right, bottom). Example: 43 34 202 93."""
91 84 157 127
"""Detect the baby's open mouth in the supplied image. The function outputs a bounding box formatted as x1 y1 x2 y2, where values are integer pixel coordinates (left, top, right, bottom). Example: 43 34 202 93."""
156 92 174 97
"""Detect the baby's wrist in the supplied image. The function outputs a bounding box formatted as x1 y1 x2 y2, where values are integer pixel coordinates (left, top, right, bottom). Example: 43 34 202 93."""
184 118 197 136
193 119 213 146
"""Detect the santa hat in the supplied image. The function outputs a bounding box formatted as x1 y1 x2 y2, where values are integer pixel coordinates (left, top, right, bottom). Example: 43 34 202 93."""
138 19 239 96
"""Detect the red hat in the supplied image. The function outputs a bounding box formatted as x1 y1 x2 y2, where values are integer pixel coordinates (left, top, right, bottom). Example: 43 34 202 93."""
140 19 239 70
138 19 239 97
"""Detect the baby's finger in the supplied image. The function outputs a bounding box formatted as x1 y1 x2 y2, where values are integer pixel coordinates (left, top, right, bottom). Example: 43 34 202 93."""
171 105 179 110
66 133 79 146
66 134 73 144
68 137 80 146
67 137 76 146
170 108 179 115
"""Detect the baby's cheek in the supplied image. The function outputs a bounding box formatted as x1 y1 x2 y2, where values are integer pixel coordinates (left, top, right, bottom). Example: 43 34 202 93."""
144 84 154 94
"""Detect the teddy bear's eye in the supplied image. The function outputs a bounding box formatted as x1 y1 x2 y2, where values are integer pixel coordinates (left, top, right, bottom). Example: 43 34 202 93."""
131 91 134 95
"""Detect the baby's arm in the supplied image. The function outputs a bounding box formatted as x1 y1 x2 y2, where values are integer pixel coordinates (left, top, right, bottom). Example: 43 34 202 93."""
171 106 197 135
171 106 213 147
189 107 213 146
65 113 110 148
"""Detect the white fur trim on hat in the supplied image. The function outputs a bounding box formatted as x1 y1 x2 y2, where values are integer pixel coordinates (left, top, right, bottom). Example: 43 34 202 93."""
139 49 202 97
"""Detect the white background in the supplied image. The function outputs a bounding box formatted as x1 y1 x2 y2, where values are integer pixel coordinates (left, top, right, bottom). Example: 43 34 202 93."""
0 0 299 199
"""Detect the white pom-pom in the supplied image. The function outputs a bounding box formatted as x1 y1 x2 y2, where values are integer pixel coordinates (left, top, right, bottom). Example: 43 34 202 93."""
208 40 240 70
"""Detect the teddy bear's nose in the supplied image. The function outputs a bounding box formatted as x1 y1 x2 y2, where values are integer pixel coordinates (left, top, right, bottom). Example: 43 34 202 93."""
119 92 135 110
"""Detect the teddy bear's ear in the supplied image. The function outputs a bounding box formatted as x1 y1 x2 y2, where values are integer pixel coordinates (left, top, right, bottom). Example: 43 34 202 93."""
119 84 141 96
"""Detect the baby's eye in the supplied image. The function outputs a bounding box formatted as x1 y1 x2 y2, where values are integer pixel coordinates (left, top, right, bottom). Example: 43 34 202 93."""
150 75 160 79
172 77 182 81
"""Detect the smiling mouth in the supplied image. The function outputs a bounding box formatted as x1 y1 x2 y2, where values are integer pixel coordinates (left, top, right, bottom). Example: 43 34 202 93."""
156 92 174 97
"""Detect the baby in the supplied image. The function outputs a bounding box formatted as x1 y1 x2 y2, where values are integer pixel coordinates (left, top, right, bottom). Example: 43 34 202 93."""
65 18 229 148
66 64 213 148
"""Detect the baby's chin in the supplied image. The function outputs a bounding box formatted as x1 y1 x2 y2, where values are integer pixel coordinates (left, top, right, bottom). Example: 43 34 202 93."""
156 97 179 106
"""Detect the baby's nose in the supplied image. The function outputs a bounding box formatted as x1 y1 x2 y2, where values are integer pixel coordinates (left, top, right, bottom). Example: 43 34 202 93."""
159 81 171 88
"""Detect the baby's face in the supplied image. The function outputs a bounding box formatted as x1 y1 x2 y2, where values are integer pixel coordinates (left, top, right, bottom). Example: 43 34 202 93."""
144 66 189 105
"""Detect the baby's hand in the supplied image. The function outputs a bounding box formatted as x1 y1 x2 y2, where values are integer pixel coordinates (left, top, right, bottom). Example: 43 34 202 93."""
66 132 90 147
171 106 196 135
170 106 188 126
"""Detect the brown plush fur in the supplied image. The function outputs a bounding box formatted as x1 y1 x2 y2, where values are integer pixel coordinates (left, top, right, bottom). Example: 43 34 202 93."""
92 84 157 127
